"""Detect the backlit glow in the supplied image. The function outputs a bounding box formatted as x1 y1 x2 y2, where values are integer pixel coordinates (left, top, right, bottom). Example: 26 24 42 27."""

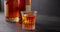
14 17 19 22
30 0 31 5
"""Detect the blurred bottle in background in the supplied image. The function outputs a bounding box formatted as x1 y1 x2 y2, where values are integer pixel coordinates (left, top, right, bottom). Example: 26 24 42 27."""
19 0 26 24
19 0 32 24
4 0 31 23
25 0 31 11
5 0 19 22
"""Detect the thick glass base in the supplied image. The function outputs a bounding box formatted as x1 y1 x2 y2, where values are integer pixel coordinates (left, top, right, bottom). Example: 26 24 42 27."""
6 17 19 23
22 24 35 30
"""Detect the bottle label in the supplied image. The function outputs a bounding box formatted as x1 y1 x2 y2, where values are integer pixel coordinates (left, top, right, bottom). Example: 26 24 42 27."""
26 5 31 11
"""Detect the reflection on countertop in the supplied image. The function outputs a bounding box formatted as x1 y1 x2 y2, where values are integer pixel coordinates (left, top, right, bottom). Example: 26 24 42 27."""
0 12 60 32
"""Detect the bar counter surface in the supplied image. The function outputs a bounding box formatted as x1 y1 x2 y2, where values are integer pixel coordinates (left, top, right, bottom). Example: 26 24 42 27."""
0 12 60 32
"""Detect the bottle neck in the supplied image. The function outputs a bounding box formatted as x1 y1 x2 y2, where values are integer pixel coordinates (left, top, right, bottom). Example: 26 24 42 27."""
26 0 31 11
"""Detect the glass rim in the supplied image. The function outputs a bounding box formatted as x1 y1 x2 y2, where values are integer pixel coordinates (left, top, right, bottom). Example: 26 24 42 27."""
21 11 37 13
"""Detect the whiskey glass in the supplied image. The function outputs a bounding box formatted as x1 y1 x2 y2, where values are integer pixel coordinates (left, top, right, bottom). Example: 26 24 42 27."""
21 11 37 30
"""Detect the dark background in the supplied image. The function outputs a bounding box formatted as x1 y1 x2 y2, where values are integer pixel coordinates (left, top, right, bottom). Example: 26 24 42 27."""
32 0 60 17
0 0 1 11
0 0 60 17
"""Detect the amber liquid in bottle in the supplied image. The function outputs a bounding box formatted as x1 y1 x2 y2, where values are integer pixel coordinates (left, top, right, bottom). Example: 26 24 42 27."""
19 0 26 24
5 0 19 22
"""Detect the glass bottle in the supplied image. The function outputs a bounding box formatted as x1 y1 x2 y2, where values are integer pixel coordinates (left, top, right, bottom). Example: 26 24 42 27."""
19 0 26 24
26 0 31 11
19 0 32 24
4 0 19 22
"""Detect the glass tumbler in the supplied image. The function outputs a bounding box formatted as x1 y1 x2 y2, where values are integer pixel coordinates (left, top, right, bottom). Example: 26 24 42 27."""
21 11 37 30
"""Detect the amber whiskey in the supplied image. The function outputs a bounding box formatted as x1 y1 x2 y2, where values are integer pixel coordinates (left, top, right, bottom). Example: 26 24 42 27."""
5 0 19 22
